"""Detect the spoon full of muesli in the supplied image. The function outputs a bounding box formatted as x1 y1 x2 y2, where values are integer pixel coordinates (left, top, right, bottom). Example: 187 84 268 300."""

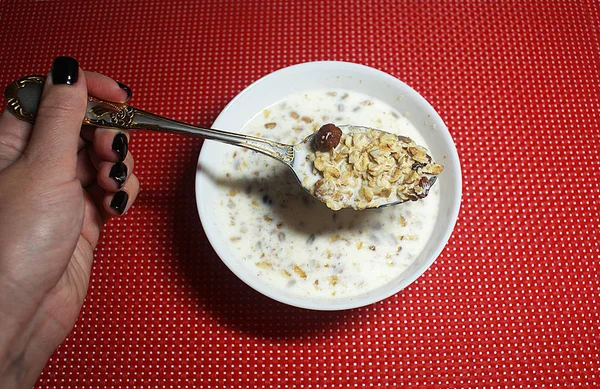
5 74 444 210
291 124 443 210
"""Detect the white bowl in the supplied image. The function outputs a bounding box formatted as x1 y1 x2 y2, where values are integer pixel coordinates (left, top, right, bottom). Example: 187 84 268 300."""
195 61 461 310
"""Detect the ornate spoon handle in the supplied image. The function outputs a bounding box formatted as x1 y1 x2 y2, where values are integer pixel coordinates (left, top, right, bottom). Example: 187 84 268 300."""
4 75 295 165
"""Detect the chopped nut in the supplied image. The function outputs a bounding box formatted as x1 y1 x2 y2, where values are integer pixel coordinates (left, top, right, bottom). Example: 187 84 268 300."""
399 215 407 227
301 116 312 123
281 269 292 278
264 122 277 129
255 261 272 269
290 111 299 119
327 275 339 286
293 265 307 279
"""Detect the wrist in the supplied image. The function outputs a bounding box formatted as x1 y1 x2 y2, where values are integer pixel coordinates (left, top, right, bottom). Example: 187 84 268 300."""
0 313 54 389
0 318 30 388
0 344 47 389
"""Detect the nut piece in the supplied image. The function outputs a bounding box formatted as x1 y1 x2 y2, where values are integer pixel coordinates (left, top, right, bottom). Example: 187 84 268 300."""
314 123 343 152
293 265 307 279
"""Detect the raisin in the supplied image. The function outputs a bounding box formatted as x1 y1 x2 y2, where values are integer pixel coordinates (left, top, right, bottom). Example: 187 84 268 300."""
313 123 342 152
412 162 427 171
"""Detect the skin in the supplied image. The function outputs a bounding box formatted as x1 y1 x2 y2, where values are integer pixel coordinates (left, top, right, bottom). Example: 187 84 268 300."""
0 65 140 388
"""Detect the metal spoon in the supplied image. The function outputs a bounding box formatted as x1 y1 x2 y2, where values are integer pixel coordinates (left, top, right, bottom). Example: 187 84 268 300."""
5 75 441 210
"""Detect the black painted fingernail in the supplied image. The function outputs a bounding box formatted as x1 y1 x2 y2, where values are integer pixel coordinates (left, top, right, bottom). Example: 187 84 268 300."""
51 56 79 85
116 81 132 101
109 162 128 188
110 191 129 215
112 133 128 162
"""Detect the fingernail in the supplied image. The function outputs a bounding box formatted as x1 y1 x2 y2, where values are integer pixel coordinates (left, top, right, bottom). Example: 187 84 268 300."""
109 162 128 188
112 133 128 162
51 56 79 85
110 191 129 215
116 81 132 101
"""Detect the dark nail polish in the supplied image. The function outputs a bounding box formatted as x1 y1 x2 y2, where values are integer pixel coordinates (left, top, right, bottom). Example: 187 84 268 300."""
51 56 79 85
116 81 132 101
110 191 129 215
109 162 128 188
112 133 128 162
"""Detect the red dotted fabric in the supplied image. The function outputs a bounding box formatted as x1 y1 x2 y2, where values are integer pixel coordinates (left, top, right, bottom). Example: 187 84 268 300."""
1 0 599 387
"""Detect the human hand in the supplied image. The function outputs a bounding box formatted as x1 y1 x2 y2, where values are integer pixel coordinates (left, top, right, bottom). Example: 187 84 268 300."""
0 56 140 388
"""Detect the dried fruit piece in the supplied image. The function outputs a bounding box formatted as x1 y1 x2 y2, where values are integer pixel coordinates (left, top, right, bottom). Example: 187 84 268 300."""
416 176 437 198
314 123 343 152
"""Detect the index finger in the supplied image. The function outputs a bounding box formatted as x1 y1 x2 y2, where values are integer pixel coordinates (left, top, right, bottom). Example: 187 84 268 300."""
85 71 131 103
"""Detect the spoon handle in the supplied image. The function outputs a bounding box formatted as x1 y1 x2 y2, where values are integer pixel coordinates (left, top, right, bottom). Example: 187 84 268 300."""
4 74 295 165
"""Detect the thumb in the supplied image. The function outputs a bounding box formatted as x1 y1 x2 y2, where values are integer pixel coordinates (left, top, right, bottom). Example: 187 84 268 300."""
24 56 87 180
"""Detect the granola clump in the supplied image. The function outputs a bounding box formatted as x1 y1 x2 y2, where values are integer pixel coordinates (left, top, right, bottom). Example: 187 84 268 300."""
310 127 443 210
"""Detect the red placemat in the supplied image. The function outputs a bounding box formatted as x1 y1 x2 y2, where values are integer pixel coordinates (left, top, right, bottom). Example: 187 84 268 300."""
1 0 599 387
